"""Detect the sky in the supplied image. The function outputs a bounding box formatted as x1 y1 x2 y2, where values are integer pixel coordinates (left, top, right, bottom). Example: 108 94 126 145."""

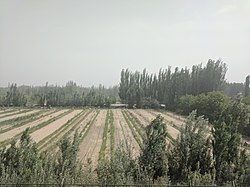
0 0 250 87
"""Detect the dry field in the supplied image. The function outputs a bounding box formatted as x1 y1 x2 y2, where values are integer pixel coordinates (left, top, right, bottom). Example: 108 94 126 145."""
0 108 186 168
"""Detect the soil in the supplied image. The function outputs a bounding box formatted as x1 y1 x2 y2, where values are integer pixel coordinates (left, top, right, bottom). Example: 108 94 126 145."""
0 109 67 143
77 110 107 167
30 110 82 143
116 109 141 157
0 109 22 118
0 110 40 122
149 109 185 129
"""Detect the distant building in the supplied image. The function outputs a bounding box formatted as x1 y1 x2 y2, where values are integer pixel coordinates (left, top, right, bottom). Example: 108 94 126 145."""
110 103 128 108
160 104 166 108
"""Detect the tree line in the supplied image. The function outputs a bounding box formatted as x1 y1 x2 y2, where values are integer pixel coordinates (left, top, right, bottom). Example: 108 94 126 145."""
0 81 118 107
119 59 227 109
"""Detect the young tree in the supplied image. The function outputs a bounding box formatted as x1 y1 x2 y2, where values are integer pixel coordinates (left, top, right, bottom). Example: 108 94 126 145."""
168 111 214 185
245 75 250 97
212 97 249 185
139 115 168 183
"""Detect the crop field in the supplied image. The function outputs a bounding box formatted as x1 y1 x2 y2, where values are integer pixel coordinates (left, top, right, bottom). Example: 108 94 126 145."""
0 107 186 167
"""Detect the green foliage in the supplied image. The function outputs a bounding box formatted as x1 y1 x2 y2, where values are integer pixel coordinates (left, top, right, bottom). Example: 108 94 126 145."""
55 132 82 183
178 95 196 114
243 96 250 106
212 97 249 185
179 91 230 123
168 111 213 184
0 129 84 184
139 115 168 183
0 82 118 107
245 75 250 97
224 82 244 97
119 60 227 110
2 84 27 107
97 142 136 184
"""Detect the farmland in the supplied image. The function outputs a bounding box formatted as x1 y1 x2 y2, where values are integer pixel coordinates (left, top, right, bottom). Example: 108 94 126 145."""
0 107 185 168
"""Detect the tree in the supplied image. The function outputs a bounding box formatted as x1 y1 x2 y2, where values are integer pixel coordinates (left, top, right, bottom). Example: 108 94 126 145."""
245 75 250 97
139 115 168 183
168 111 213 185
179 91 230 123
212 97 249 185
178 94 196 115
96 142 136 184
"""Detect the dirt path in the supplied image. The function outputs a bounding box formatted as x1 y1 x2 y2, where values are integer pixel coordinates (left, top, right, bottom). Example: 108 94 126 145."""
78 110 107 167
0 109 21 118
0 109 66 143
30 110 82 143
52 110 97 153
127 109 150 128
119 109 141 157
112 109 126 148
136 109 180 140
0 110 40 122
160 110 186 122
38 110 88 151
0 108 15 112
150 109 185 129
67 109 96 139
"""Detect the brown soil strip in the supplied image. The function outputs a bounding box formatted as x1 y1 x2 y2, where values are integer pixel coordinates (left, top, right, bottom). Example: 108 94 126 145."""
52 110 97 153
112 109 126 148
119 109 141 157
127 109 150 127
78 110 107 167
150 109 185 129
0 109 66 142
30 110 81 143
0 110 39 122
0 108 15 113
39 109 92 152
0 109 21 118
68 110 96 139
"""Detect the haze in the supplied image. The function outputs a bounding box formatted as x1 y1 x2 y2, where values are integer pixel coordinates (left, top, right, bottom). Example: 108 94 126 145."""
0 0 250 87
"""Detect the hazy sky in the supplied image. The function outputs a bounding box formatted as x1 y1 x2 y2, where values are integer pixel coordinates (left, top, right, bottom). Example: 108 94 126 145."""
0 0 250 87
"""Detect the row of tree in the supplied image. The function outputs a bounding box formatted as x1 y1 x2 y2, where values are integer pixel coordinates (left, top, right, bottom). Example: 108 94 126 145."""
119 59 227 109
0 84 27 106
0 81 118 107
224 75 249 97
178 91 230 123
